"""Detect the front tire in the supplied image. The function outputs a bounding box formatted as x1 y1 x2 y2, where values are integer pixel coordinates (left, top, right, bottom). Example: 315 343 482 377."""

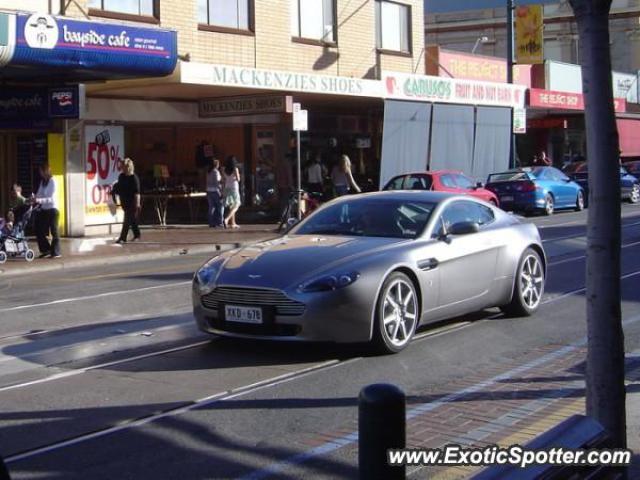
372 272 419 354
0 251 6 264
629 184 640 204
501 248 545 317
575 190 585 211
543 194 554 216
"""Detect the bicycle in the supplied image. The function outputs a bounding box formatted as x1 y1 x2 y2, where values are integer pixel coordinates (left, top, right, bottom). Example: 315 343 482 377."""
277 190 322 232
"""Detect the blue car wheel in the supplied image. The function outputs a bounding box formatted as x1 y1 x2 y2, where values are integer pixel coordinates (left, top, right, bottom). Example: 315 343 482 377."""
544 194 554 216
630 184 640 204
575 191 585 211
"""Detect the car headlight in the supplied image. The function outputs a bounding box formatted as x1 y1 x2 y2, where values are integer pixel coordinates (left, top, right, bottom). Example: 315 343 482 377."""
194 257 225 294
299 271 360 293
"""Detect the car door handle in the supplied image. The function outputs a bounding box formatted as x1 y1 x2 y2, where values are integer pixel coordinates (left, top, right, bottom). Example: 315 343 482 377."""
418 258 439 271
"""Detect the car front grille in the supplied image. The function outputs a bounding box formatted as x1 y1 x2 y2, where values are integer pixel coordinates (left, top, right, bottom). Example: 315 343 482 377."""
201 287 306 316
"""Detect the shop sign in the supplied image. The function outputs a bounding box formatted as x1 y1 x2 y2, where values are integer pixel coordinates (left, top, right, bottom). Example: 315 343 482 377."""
529 88 627 113
515 5 544 64
382 71 526 108
528 118 568 129
181 62 382 98
513 108 527 134
85 125 125 226
612 72 638 104
199 95 290 117
430 48 532 87
0 85 80 120
11 13 177 77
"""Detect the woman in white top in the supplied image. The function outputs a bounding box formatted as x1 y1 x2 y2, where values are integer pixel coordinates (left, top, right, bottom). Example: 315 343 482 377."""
223 155 242 229
206 158 224 228
331 154 361 197
34 163 61 258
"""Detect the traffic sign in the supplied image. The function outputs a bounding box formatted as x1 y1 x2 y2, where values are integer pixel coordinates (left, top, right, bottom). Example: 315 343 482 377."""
293 109 308 131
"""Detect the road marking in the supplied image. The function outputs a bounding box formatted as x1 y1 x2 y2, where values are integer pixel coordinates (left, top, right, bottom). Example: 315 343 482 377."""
4 358 354 464
0 281 191 314
548 239 640 267
541 220 640 244
0 340 210 393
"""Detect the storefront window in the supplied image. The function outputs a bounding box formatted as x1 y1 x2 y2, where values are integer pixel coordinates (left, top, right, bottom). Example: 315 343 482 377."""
291 0 336 43
198 0 252 31
375 0 410 53
88 0 157 18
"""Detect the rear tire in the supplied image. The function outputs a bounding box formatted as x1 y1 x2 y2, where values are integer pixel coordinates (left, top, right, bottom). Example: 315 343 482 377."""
0 251 6 264
629 184 640 204
501 248 545 317
25 249 35 262
543 194 554 216
371 272 419 354
575 191 585 211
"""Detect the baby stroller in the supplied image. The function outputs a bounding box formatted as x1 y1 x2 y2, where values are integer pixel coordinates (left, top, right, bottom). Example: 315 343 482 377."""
0 204 38 263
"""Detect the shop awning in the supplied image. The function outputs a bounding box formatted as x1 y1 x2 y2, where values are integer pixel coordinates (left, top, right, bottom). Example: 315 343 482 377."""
617 118 640 157
0 12 177 81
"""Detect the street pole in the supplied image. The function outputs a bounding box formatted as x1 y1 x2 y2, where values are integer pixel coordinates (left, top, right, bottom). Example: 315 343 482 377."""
507 0 516 168
296 129 302 220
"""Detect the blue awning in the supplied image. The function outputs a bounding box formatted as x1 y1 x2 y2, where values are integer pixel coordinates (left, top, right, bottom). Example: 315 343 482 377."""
0 12 177 81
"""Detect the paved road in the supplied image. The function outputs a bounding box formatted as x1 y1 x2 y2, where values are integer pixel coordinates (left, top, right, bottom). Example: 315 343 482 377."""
1 205 640 479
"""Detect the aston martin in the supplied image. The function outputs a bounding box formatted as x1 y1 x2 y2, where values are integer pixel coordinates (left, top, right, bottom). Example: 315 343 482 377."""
193 191 546 354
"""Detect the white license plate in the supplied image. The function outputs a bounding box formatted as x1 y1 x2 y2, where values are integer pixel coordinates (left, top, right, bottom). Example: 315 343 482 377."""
225 305 263 324
501 195 514 202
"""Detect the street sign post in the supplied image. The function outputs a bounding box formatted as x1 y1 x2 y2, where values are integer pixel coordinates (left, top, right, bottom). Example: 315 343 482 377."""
292 103 308 220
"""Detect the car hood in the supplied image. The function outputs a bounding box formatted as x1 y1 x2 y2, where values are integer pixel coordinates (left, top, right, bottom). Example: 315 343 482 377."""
215 234 406 289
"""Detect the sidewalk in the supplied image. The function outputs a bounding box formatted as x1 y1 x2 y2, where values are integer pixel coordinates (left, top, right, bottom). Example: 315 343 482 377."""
0 224 279 278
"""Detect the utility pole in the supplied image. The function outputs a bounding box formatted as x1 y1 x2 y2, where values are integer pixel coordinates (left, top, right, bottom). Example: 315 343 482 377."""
507 0 516 168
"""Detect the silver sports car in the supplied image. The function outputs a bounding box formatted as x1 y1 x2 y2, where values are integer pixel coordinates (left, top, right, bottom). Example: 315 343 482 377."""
193 191 546 353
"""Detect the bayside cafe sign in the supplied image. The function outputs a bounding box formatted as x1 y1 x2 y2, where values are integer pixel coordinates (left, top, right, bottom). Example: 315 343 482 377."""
382 71 526 109
182 62 382 98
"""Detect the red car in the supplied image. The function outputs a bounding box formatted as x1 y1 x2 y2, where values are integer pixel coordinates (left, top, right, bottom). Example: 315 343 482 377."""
382 170 500 206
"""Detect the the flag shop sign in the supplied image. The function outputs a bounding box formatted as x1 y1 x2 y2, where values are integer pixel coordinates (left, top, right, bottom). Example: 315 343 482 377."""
199 95 291 117
382 72 526 108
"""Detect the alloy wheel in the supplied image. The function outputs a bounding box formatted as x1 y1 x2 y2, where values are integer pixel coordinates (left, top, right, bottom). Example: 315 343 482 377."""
630 185 640 204
381 279 418 349
544 195 554 215
520 254 544 310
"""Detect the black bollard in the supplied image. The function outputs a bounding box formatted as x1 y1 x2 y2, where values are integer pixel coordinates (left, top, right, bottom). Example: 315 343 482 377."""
358 383 406 480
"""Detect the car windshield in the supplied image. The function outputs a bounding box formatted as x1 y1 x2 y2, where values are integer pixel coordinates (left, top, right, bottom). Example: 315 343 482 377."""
292 198 437 239
487 171 531 183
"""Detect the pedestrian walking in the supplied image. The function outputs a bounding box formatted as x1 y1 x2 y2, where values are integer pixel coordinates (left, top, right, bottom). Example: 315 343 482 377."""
33 163 61 258
206 158 224 228
112 158 141 244
331 154 361 197
306 152 327 194
223 155 242 229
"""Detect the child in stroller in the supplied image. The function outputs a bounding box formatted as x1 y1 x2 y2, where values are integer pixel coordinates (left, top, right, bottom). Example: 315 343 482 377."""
0 204 38 263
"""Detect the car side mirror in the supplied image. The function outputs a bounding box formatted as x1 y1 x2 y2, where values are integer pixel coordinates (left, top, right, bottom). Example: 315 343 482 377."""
563 178 572 183
475 182 484 189
448 221 480 236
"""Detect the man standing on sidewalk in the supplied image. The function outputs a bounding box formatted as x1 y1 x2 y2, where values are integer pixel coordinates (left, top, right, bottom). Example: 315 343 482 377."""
34 163 61 259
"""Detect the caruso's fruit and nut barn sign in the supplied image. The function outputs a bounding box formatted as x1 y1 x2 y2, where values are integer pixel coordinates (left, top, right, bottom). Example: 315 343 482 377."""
382 72 527 108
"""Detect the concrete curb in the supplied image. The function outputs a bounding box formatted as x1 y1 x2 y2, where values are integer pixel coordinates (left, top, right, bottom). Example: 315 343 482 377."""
0 242 242 278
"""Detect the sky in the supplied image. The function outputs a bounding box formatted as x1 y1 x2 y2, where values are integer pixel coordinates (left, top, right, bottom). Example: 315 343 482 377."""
425 0 558 14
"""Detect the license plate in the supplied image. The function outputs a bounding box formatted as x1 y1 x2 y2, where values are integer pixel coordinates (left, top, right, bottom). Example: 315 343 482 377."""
501 195 514 202
225 305 263 324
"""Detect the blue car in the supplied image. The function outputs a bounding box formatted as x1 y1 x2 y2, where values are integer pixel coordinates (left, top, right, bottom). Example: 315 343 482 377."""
569 166 640 205
486 166 585 215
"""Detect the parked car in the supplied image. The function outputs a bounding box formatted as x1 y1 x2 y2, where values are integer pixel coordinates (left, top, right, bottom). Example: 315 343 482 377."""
485 166 585 215
193 191 546 354
561 161 588 175
569 166 640 205
623 160 640 178
382 170 499 206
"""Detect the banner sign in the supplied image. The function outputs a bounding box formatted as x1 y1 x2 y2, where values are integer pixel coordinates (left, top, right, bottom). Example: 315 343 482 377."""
182 62 382 98
513 107 527 134
0 85 80 120
529 88 627 113
199 95 290 117
382 71 526 108
85 125 124 225
612 72 638 104
11 13 177 77
515 5 544 64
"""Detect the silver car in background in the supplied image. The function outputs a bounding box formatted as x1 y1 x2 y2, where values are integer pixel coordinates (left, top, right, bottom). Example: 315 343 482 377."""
193 191 546 354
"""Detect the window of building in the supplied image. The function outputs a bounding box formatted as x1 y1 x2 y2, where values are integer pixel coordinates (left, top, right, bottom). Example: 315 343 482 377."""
375 0 410 53
291 0 336 44
198 0 252 32
88 0 158 19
